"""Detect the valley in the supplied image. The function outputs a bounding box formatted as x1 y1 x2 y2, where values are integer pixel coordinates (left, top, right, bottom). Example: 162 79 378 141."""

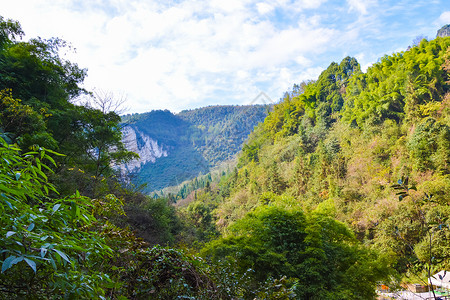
0 13 449 300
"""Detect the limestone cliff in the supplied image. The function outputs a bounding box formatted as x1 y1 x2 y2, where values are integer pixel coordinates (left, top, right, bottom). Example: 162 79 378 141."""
116 125 168 176
437 24 450 37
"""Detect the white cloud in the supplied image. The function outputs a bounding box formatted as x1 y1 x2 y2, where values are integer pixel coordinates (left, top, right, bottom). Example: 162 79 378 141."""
437 11 450 25
346 0 375 15
256 3 274 14
1 0 448 113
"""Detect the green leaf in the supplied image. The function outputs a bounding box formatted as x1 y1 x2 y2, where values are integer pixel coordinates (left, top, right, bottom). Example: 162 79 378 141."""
9 256 24 269
40 247 48 258
24 258 36 273
6 231 16 238
53 249 70 264
27 223 35 231
2 256 16 273
52 203 61 213
4 199 13 209
49 256 57 270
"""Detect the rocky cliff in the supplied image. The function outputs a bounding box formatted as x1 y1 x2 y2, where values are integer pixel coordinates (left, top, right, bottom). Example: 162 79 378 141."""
437 24 450 37
116 125 168 176
118 105 270 193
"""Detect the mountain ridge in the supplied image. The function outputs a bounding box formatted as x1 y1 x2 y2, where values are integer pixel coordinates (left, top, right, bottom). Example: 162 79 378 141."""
119 104 270 192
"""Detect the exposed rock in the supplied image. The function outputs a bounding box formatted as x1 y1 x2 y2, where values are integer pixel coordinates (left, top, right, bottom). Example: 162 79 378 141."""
116 125 168 176
437 24 450 38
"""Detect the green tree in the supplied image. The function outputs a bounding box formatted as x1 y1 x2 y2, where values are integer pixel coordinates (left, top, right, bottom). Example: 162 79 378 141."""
0 138 112 298
202 205 387 299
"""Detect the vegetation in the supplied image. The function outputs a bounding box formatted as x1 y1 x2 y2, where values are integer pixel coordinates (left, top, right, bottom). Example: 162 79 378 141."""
121 105 269 193
175 34 450 297
1 14 450 299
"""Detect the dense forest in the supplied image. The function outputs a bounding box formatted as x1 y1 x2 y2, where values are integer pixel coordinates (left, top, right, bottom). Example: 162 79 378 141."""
1 15 450 299
120 105 269 193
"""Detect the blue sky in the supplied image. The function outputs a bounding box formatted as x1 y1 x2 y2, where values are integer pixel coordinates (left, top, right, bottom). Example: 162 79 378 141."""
2 0 450 113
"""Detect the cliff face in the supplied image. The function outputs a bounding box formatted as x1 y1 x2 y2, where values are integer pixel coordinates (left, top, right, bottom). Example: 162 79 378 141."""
116 125 168 176
437 24 450 37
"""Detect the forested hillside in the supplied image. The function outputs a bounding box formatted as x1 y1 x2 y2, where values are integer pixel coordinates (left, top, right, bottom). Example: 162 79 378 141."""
1 13 450 299
120 105 268 192
176 35 450 297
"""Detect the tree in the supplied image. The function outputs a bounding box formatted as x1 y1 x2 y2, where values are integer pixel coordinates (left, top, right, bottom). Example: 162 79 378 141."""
0 16 138 197
202 204 388 299
388 177 450 299
0 16 23 50
0 89 56 149
266 162 286 194
80 89 128 115
0 138 112 298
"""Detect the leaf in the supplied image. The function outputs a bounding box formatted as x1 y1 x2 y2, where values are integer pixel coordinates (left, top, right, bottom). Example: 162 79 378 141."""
1 256 16 273
52 249 70 264
24 258 36 273
40 248 48 258
52 203 61 213
27 223 35 231
4 199 13 209
49 256 57 270
6 231 16 238
6 256 25 271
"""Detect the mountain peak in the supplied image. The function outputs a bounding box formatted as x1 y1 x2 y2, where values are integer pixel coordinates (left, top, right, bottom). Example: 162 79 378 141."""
437 24 450 37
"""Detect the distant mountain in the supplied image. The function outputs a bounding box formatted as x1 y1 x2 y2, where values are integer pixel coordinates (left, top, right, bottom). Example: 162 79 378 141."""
118 105 270 193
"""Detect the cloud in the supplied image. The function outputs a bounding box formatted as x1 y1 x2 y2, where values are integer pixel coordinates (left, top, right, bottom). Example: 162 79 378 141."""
1 0 448 113
256 3 274 14
437 11 450 25
346 0 370 15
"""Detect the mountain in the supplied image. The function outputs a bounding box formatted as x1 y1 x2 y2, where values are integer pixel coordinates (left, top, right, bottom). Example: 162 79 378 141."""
437 24 450 37
177 36 450 295
119 105 270 193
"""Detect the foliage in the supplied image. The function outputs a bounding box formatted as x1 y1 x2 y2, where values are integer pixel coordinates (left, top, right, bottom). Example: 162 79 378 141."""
0 138 113 298
202 204 388 299
204 36 450 297
343 37 450 126
2 13 450 299
122 105 268 193
0 89 56 149
0 15 137 199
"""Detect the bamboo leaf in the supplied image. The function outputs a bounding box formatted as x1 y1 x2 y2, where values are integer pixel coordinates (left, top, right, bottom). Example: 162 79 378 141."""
24 258 36 273
52 203 61 213
52 249 70 264
1 256 16 273
6 231 16 238
27 223 35 231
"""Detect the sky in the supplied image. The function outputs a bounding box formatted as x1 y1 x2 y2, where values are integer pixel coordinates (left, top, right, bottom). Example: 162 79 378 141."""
2 0 450 114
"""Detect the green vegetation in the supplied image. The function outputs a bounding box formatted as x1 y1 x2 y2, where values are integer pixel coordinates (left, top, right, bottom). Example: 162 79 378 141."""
1 14 450 299
174 34 450 298
122 105 269 193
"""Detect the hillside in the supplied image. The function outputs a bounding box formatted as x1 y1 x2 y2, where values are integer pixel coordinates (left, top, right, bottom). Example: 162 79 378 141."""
2 13 450 299
176 35 450 296
119 105 269 193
